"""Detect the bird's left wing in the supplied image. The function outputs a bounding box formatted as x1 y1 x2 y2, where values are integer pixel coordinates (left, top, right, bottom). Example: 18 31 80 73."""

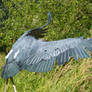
24 37 92 72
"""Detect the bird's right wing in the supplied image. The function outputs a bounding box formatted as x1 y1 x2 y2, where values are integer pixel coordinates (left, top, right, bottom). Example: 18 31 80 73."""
24 37 92 72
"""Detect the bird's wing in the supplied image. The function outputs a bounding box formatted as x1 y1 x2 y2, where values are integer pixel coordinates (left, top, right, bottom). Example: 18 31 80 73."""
24 37 92 72
12 12 51 47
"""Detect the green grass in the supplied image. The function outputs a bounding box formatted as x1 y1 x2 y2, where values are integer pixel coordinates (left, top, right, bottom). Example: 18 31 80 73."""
0 53 92 92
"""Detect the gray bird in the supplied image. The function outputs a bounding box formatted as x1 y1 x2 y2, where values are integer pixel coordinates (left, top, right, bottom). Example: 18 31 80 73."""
1 12 92 92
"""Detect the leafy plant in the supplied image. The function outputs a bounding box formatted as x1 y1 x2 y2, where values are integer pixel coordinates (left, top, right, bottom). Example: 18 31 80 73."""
0 0 92 53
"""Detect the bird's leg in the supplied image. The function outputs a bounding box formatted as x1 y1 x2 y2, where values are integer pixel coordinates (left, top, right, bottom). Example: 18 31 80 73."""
4 79 8 92
10 77 17 92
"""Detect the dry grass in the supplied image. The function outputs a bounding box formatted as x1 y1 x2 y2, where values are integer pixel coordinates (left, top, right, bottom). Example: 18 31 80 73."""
0 53 92 92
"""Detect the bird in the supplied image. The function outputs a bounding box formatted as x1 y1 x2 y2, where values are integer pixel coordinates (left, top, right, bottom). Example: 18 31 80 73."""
1 12 92 92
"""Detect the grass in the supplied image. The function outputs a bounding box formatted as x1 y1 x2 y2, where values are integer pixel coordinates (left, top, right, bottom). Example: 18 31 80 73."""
0 53 92 92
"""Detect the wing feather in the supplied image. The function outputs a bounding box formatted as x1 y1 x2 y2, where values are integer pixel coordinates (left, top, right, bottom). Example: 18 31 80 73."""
66 50 69 62
74 47 83 58
69 48 78 60
25 58 55 72
11 37 92 72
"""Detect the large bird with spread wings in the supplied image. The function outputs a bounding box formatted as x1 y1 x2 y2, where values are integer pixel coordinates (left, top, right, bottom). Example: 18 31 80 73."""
1 12 92 92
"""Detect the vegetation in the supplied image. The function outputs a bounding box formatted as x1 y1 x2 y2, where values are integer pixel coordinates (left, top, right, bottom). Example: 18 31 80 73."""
0 0 92 52
0 53 92 92
0 0 92 92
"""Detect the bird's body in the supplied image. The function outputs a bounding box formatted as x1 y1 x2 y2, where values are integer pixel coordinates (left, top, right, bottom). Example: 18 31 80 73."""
1 12 92 92
2 34 92 79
